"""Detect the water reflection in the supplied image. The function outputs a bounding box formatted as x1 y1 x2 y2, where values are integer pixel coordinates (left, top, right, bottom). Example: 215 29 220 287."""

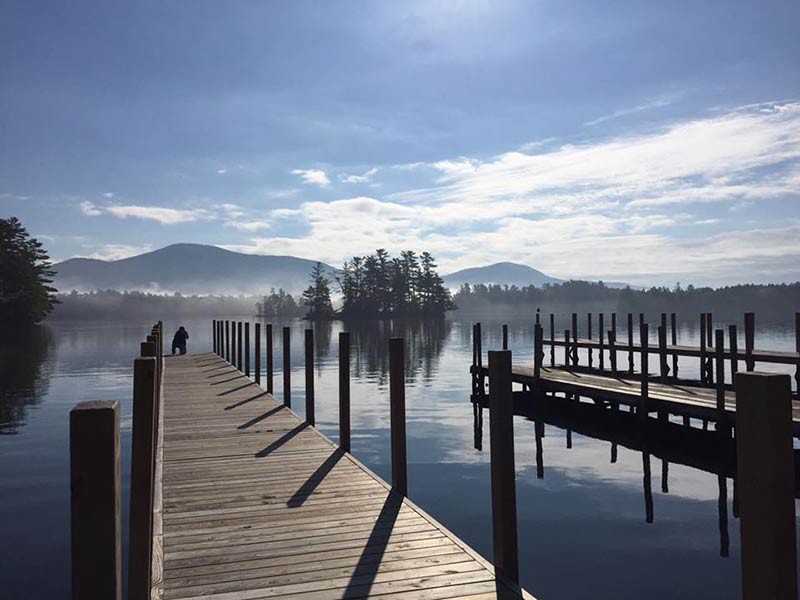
0 326 53 434
346 318 450 384
472 392 799 558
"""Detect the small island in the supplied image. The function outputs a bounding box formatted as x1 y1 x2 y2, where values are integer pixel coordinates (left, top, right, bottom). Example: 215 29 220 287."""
300 249 455 320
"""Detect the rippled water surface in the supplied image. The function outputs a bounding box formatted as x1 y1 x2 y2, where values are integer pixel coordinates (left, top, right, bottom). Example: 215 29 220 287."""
1 314 798 599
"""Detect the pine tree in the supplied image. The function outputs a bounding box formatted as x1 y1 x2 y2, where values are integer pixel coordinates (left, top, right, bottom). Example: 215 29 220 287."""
0 217 59 324
302 262 333 319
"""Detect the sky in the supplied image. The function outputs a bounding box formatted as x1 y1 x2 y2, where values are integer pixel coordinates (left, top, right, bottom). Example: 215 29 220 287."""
2 0 799 286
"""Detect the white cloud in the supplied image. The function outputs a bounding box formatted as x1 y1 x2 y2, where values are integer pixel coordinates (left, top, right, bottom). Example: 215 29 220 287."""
216 168 228 175
80 201 102 216
291 168 331 187
225 220 271 232
339 167 378 183
105 204 209 224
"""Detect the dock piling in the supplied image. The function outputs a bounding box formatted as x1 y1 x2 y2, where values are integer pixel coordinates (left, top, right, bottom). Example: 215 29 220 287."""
640 323 649 418
237 322 243 371
254 323 261 385
627 313 634 374
502 324 508 350
70 400 122 600
549 314 555 367
245 322 250 377
744 312 755 371
282 327 291 407
225 320 230 363
305 329 315 426
715 330 726 426
599 313 605 371
389 337 408 497
266 324 273 394
735 372 796 600
670 312 678 377
339 331 350 452
128 357 156 600
488 349 519 583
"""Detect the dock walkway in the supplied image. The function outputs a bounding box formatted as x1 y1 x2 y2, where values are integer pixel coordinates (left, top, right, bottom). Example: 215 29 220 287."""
160 352 529 600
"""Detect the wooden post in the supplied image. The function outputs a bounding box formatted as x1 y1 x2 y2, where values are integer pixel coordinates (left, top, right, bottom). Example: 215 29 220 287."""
658 324 668 383
245 322 251 377
212 319 217 354
670 312 678 378
237 321 243 371
339 331 350 452
488 350 519 583
715 330 726 426
571 313 578 367
700 313 707 384
564 330 571 368
254 323 261 385
598 313 605 371
640 324 649 418
627 313 634 374
230 321 236 365
70 400 121 600
587 313 593 368
795 312 800 392
744 312 755 371
533 323 543 384
706 312 714 384
283 326 291 408
476 322 483 392
735 372 796 600
305 329 315 426
728 324 738 384
549 313 555 367
389 337 407 497
128 358 156 600
225 320 230 362
502 324 508 350
608 330 617 374
266 324 274 394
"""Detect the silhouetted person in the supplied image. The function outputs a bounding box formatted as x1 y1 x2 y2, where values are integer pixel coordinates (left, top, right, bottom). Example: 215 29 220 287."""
172 326 189 355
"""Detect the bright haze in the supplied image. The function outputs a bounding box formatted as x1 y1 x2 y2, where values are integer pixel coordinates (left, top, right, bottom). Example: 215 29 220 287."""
2 1 799 287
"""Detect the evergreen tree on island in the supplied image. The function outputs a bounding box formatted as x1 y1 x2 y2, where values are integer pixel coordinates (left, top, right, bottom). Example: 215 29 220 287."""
302 262 334 319
336 249 454 318
0 217 59 324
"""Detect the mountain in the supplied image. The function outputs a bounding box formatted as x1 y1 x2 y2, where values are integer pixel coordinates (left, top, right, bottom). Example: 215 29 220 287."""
443 262 563 288
443 262 639 290
52 243 335 295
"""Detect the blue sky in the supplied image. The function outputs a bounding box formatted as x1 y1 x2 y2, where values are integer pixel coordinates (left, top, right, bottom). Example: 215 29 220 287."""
2 0 799 285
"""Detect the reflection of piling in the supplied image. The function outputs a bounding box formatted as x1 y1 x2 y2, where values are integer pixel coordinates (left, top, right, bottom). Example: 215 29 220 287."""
718 473 729 558
642 451 654 524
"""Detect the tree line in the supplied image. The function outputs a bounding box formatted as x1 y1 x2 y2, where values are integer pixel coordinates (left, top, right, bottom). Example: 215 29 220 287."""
453 280 800 318
302 250 455 319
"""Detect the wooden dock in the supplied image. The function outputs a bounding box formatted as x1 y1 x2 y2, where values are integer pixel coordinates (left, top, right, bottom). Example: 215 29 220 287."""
159 352 529 600
471 312 800 436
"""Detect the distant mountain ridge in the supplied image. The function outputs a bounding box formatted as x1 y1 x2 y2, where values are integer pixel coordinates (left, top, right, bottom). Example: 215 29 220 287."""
53 243 335 295
443 261 637 290
443 262 562 288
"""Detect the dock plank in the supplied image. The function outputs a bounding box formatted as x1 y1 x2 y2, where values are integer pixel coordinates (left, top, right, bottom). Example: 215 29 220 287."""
161 353 532 600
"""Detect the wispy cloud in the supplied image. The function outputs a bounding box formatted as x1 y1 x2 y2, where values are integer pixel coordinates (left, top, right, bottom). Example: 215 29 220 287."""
291 168 331 187
584 93 681 126
105 204 209 224
339 167 378 183
80 201 103 216
238 102 800 284
225 219 271 232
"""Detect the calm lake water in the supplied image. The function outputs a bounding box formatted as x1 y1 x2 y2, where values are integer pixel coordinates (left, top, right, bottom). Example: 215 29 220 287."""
1 313 798 599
